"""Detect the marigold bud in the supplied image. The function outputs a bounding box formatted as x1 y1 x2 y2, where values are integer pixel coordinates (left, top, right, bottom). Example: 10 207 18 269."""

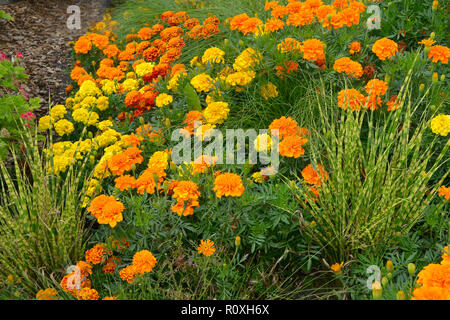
396 290 406 300
381 276 388 287
235 236 241 247
430 32 435 40
372 281 382 300
408 263 416 275
432 72 438 83
419 83 425 92
440 74 445 81
386 260 394 273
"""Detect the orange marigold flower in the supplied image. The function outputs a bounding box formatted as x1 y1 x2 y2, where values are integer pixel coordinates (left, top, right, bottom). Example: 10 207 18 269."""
279 135 308 158
365 79 388 96
386 95 401 111
301 164 329 186
171 181 201 216
277 37 302 54
160 26 184 42
213 173 245 198
115 175 136 191
286 1 304 14
416 263 450 289
198 239 216 257
161 11 175 22
204 15 220 25
230 13 250 31
418 38 436 48
103 296 119 300
184 18 200 29
275 60 299 78
428 45 450 64
411 285 450 300
76 261 93 277
239 17 263 35
132 250 157 273
77 288 99 300
265 1 279 11
102 256 120 274
87 195 125 228
271 5 289 18
36 288 58 300
74 36 92 54
438 186 450 200
269 116 301 140
192 155 217 174
301 39 325 62
119 265 138 283
85 244 107 265
372 38 399 61
333 57 363 78
349 41 361 54
286 10 315 27
337 88 365 111
265 18 285 32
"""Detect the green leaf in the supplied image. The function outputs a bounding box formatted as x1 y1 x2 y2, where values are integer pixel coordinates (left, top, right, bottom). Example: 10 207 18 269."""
183 83 201 111
0 10 13 21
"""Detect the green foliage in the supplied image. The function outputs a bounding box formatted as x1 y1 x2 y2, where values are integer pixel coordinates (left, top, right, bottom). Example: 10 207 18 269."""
289 71 449 262
0 9 13 21
0 128 91 297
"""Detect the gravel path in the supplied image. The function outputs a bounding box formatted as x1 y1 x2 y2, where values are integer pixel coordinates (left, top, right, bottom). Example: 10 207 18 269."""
0 0 108 115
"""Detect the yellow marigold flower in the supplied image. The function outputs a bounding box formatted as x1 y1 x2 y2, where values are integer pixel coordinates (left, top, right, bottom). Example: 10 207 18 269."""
96 96 109 111
213 172 245 198
252 171 263 183
430 114 450 136
135 62 155 77
225 70 255 86
254 133 272 152
54 119 75 136
233 48 261 71
101 79 118 95
72 108 99 126
155 93 173 107
331 262 344 275
49 105 67 121
261 82 278 100
418 38 436 48
190 73 215 92
194 123 216 141
121 78 139 92
198 239 216 257
132 250 157 274
372 37 398 60
97 120 114 131
202 47 225 64
203 101 230 124
38 115 52 131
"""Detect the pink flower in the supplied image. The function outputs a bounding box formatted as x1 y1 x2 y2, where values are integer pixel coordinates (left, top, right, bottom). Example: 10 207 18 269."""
0 52 8 61
16 51 23 59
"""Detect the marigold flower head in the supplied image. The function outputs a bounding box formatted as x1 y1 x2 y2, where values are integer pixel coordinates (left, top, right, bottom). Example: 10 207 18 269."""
301 39 325 62
301 164 329 186
36 288 58 300
365 79 388 96
190 73 215 92
277 38 302 54
372 38 398 60
278 135 308 158
198 239 216 257
264 18 285 32
428 45 450 64
85 244 109 264
331 262 344 275
213 173 245 198
337 88 365 111
261 82 278 100
119 265 138 283
203 101 230 124
333 57 363 78
430 114 450 136
269 116 301 140
438 186 450 200
155 93 173 107
348 41 361 54
286 10 315 27
132 250 157 273
202 47 225 64
87 195 125 228
77 288 99 300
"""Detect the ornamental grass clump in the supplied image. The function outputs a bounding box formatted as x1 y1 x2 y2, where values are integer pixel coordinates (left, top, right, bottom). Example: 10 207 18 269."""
0 127 90 296
290 71 449 262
